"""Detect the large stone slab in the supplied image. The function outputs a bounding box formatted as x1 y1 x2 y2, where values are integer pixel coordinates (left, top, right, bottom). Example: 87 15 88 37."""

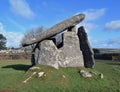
22 14 85 47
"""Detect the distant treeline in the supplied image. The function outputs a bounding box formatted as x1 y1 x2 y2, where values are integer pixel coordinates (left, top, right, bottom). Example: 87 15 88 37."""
93 48 120 61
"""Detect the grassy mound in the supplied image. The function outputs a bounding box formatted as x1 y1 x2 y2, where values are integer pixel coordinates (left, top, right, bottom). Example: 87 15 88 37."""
0 60 120 92
23 65 100 91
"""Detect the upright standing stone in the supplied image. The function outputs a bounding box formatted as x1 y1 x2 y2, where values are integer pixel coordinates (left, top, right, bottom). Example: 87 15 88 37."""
34 40 60 69
77 26 95 68
59 30 84 67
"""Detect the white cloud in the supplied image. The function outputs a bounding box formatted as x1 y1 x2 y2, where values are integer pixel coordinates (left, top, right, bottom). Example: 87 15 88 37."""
107 38 120 47
83 8 106 22
79 23 98 32
77 8 106 32
104 20 120 31
89 38 107 48
89 37 120 48
5 32 23 48
84 23 97 30
77 8 120 48
9 0 35 18
0 22 23 47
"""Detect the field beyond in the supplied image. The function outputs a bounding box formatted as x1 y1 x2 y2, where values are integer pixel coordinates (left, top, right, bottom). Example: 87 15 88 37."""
0 59 120 92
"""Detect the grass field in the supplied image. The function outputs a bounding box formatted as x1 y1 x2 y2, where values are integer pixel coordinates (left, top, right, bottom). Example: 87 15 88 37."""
0 59 120 92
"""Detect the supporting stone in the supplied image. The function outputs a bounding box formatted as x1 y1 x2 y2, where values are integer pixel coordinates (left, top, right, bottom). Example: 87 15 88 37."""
34 28 84 68
68 26 76 32
59 31 84 67
77 26 95 68
31 53 35 67
34 40 60 69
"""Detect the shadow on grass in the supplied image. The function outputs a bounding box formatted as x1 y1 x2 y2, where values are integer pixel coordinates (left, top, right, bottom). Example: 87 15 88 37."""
2 64 30 71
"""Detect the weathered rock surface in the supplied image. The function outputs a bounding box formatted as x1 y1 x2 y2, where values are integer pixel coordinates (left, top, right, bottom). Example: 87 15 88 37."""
99 73 104 79
30 66 40 70
80 70 92 78
38 72 45 78
23 72 37 83
34 40 60 69
77 26 95 68
58 31 84 67
34 31 84 68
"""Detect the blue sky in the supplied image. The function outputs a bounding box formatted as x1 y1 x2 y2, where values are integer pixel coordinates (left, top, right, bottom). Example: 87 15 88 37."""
0 0 120 48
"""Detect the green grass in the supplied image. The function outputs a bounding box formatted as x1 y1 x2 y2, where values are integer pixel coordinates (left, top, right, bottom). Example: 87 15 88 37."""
0 59 120 92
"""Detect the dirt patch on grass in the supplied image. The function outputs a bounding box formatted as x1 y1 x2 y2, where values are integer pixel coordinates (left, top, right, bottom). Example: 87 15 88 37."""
0 89 14 92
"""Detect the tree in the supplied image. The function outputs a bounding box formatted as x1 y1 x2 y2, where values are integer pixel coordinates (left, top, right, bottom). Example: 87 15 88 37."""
93 48 100 54
21 26 45 50
21 26 45 66
0 34 7 50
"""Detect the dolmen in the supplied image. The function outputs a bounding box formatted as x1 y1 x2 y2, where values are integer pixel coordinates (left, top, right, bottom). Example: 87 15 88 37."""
22 14 95 69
